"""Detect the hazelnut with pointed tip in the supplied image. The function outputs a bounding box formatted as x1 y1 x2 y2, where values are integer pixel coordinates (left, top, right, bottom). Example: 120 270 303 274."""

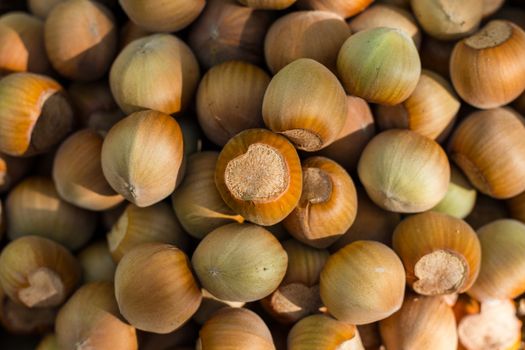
337 27 421 105
101 110 184 207
115 243 202 334
358 129 450 213
110 33 200 115
192 223 288 302
320 240 406 324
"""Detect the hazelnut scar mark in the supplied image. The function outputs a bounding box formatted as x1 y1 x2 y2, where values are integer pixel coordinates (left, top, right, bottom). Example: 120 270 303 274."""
18 267 64 308
293 167 333 239
224 143 289 202
413 249 468 295
465 21 512 49
281 129 322 151
300 167 332 206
